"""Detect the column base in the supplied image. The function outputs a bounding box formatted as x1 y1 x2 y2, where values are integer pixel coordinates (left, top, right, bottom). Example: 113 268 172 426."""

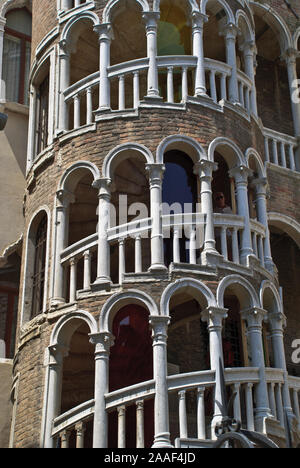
142 95 163 105
152 433 173 448
201 249 222 267
148 263 168 272
50 297 66 308
91 278 112 292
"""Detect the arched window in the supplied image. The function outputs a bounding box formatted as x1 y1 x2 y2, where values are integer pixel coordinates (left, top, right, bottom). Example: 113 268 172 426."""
162 150 198 265
2 8 32 105
109 305 154 448
31 215 47 319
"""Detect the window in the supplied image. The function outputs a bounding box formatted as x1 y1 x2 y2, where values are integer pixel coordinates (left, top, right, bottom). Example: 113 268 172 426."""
31 215 47 319
36 74 49 155
2 8 32 105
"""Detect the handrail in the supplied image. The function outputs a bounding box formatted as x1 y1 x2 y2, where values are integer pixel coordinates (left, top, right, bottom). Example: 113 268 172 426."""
51 367 293 440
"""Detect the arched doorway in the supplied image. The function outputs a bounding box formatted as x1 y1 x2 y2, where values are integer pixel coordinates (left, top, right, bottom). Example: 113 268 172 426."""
108 304 154 448
162 149 198 265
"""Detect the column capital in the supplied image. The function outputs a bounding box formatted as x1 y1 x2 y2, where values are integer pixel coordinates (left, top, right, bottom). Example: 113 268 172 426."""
59 39 73 56
282 47 299 65
268 311 287 331
56 188 75 208
89 331 114 353
250 176 268 191
93 23 114 41
229 165 253 184
146 163 165 184
149 315 170 341
48 344 69 365
142 11 160 29
191 11 208 28
239 40 256 55
220 22 239 40
0 16 6 32
92 177 112 196
194 159 218 178
241 307 267 328
201 307 228 329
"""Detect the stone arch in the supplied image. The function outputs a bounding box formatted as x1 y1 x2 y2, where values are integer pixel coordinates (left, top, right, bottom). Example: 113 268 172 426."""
268 212 300 249
236 9 254 43
99 289 159 333
160 278 217 314
153 0 199 13
208 137 245 167
102 142 154 179
58 160 101 194
60 11 100 50
216 274 260 310
251 2 292 54
20 206 51 324
156 134 207 165
200 0 235 24
103 0 150 23
245 147 266 178
0 0 31 17
293 27 300 50
50 310 98 348
260 280 283 315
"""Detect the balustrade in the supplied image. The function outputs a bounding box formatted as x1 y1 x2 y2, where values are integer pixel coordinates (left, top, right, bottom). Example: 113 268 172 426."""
58 212 271 303
60 0 91 12
263 128 297 171
62 57 257 132
51 368 300 448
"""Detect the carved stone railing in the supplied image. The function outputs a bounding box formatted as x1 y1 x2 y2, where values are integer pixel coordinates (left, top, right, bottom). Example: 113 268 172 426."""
263 127 298 172
52 368 300 447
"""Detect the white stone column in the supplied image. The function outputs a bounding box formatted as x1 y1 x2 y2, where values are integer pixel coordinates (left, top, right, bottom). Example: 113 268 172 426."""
222 23 239 105
51 189 74 306
58 40 71 133
268 312 293 419
89 332 113 448
149 315 173 448
194 160 219 262
251 177 274 272
284 48 300 137
229 166 254 264
242 40 258 117
241 308 271 432
201 307 228 438
192 12 208 97
94 24 112 111
146 164 167 272
26 85 37 171
0 17 6 102
44 345 67 448
143 12 161 100
92 178 112 288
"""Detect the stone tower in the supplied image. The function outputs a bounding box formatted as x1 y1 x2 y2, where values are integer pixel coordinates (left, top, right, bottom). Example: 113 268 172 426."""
4 0 300 449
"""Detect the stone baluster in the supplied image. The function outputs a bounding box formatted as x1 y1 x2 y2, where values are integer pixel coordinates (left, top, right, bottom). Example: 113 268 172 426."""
136 400 145 448
197 387 206 439
178 390 188 438
75 422 86 448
